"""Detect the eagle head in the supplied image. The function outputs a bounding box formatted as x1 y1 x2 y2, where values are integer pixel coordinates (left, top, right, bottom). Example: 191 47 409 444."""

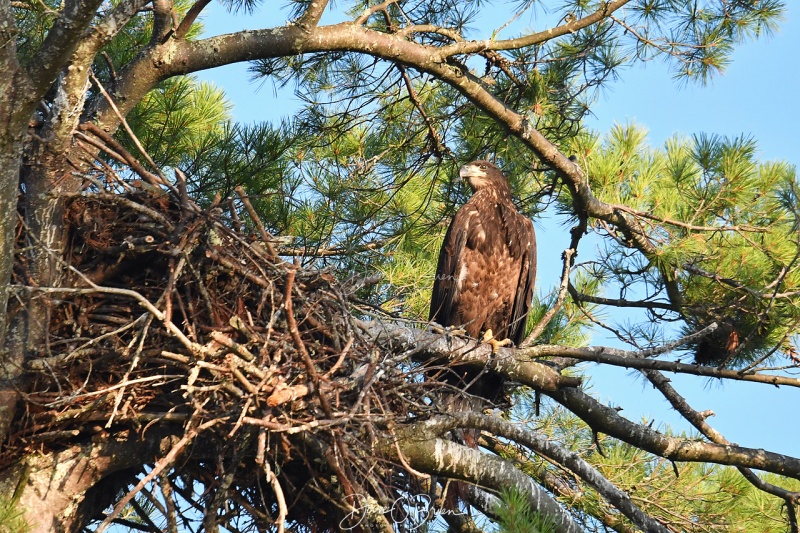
459 160 510 195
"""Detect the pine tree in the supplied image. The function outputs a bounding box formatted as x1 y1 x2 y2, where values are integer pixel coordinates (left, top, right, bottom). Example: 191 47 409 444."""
0 0 798 531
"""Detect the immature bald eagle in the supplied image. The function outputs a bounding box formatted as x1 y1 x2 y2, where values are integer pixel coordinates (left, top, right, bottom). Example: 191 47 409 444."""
429 160 537 402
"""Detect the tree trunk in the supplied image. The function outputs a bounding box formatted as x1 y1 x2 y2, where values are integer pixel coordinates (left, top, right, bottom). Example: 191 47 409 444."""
0 433 174 532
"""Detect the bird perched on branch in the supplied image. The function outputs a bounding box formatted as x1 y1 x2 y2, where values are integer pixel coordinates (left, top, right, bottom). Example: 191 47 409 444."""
429 160 537 404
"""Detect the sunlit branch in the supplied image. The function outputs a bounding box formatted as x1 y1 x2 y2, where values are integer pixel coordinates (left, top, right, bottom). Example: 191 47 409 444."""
423 413 670 532
522 248 575 347
296 0 329 29
354 0 398 26
357 319 582 392
568 283 676 311
397 65 448 156
434 0 631 57
527 340 800 388
613 203 768 233
548 386 800 479
644 369 800 522
175 0 211 39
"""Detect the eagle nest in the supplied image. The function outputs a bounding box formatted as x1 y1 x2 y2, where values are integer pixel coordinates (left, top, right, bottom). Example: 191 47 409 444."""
7 175 441 530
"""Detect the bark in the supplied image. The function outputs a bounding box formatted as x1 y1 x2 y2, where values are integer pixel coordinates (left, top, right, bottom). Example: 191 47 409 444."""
549 385 800 479
388 428 585 533
0 431 176 532
357 319 582 392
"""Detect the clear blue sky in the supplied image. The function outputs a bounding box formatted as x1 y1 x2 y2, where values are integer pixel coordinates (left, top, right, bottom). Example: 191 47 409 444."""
196 4 800 457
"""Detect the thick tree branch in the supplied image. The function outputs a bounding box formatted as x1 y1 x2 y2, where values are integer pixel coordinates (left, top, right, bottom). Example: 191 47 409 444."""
151 0 175 44
424 413 670 533
357 319 581 392
175 0 211 39
387 429 584 533
296 0 329 30
547 386 800 480
24 0 106 95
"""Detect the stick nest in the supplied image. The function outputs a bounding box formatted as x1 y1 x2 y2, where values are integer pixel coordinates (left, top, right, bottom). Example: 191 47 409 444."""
8 177 436 530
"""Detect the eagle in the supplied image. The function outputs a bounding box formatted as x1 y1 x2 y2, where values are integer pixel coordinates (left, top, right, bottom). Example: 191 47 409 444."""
429 160 537 403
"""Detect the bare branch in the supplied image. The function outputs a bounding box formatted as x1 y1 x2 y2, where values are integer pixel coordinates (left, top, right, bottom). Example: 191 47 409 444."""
357 319 582 392
525 335 800 388
435 0 632 56
522 248 575 347
568 283 676 311
547 386 800 480
175 0 211 39
424 413 670 533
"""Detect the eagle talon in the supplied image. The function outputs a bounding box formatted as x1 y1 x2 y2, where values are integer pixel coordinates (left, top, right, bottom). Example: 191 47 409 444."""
431 324 467 337
483 329 512 353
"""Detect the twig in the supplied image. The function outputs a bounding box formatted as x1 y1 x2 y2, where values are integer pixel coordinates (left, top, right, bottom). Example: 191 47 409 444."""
234 186 278 258
522 248 574 347
95 418 221 533
88 71 174 192
284 268 333 416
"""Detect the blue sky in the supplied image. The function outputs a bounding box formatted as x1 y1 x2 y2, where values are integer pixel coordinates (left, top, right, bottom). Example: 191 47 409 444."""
196 3 800 457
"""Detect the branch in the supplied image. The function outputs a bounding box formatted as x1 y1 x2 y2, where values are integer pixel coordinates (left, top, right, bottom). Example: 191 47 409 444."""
356 319 581 392
435 0 632 56
422 413 670 533
174 0 211 39
644 370 800 512
568 282 676 311
387 431 584 533
522 247 575 347
526 342 800 388
95 419 221 533
612 203 768 234
24 0 106 95
77 123 164 188
295 0 329 30
547 386 800 480
150 0 175 44
354 0 397 25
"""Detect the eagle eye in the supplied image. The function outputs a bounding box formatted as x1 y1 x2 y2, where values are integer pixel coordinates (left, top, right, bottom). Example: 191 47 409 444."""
479 164 487 170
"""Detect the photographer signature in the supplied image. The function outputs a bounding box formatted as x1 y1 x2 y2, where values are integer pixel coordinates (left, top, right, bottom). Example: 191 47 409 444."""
340 493 465 530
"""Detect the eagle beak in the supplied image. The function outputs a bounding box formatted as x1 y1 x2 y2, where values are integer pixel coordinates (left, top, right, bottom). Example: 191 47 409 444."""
459 164 489 192
458 164 485 180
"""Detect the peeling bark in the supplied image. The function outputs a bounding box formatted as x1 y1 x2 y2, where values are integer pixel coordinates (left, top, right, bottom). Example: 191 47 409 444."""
0 433 172 532
388 429 584 533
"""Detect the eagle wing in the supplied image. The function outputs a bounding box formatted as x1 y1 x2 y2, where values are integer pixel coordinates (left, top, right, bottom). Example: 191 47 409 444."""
429 212 468 327
508 215 537 345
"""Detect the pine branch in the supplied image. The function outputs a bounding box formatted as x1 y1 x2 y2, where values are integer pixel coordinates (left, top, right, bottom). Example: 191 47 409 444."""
357 319 582 392
527 340 800 388
388 430 584 533
434 0 632 56
547 385 800 480
425 412 671 533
